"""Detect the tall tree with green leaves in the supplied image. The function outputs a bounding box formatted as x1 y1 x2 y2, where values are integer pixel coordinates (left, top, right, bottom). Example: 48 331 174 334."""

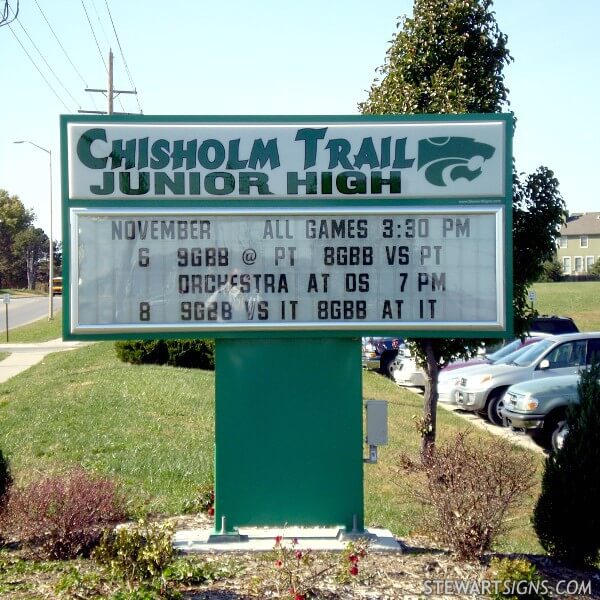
0 189 36 288
13 227 49 290
360 0 566 461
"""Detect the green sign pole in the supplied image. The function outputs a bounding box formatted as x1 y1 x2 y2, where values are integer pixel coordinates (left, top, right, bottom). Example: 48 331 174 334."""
214 337 364 533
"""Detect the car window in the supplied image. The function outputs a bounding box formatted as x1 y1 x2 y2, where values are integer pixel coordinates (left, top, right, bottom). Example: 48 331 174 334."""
543 340 587 369
487 337 540 362
512 339 554 366
586 338 600 365
494 342 539 365
487 339 521 362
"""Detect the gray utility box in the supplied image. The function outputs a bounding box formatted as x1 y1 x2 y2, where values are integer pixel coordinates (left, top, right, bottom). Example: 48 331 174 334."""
365 400 388 446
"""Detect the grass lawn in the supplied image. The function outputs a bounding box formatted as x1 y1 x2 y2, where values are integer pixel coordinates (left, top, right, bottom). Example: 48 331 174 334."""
0 340 544 554
0 353 8 362
0 288 46 297
532 281 600 331
5 280 593 555
5 311 63 343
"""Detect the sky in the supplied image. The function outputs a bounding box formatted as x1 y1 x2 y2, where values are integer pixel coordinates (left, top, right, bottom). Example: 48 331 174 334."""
1 0 599 241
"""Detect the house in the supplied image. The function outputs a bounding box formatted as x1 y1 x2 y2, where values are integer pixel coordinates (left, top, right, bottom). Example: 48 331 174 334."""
556 212 600 275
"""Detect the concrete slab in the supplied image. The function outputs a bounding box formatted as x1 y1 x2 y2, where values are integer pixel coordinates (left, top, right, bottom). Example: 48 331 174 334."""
0 338 88 384
174 526 403 553
439 401 546 454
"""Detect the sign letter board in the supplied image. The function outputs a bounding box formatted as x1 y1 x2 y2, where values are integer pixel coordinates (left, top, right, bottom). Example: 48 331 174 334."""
61 114 513 340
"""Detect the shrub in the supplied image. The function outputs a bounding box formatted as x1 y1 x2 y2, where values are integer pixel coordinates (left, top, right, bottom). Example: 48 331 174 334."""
165 339 214 370
115 339 214 370
93 520 175 589
537 259 563 282
419 431 537 561
4 469 127 559
0 448 12 509
533 362 600 566
163 556 240 585
182 482 214 516
589 258 600 277
485 557 546 600
0 448 13 543
258 536 368 599
115 340 169 365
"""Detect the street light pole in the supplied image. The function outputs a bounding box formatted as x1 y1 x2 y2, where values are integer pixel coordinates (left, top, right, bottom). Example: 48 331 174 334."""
13 140 54 320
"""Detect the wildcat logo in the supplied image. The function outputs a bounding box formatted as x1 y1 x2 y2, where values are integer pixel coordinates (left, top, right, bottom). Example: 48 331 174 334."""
418 137 496 187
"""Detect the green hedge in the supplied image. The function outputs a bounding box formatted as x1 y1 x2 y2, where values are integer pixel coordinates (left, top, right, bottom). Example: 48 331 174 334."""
114 340 215 370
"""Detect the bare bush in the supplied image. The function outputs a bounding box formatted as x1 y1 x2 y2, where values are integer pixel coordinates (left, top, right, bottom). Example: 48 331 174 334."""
4 469 127 559
420 431 537 561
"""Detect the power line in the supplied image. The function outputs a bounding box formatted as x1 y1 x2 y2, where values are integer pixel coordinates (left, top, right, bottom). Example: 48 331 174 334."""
89 0 111 50
80 0 107 73
8 3 81 109
80 0 125 112
104 0 142 113
81 49 137 115
0 0 18 27
34 0 87 87
7 23 72 112
34 0 100 111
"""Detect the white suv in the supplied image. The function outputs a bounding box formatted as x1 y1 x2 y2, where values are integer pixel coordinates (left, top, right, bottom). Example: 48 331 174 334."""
454 333 600 425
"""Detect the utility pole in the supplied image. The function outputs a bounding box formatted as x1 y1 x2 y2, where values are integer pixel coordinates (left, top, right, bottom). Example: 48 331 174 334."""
79 49 138 115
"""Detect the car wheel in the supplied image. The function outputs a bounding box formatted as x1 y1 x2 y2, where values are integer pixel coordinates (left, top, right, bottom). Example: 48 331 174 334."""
551 420 568 452
486 390 506 426
380 353 399 379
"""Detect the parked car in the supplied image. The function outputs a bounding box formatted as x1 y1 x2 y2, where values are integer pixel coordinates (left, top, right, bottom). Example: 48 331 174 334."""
386 316 576 387
362 337 403 377
500 374 582 451
529 315 578 335
392 345 425 388
393 337 542 395
454 333 600 426
437 338 543 403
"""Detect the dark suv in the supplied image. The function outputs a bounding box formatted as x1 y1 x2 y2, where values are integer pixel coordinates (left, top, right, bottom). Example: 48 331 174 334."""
530 315 578 335
362 337 403 377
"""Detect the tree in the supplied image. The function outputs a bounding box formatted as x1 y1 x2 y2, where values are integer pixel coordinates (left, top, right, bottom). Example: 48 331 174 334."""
532 362 600 566
0 189 36 288
13 227 49 290
539 257 563 282
589 258 600 277
359 0 566 461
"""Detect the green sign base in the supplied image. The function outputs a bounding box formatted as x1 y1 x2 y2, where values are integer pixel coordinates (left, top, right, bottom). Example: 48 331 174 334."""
214 337 364 533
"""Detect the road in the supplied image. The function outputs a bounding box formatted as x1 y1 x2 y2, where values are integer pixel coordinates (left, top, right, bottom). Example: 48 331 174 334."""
0 295 62 334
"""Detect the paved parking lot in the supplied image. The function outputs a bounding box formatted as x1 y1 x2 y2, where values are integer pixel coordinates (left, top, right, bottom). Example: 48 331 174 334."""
404 386 546 455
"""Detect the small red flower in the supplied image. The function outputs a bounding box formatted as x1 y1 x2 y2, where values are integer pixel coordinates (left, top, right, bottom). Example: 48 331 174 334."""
295 594 305 600
349 565 359 576
275 559 283 568
295 550 303 560
207 506 215 516
348 553 359 563
275 535 283 545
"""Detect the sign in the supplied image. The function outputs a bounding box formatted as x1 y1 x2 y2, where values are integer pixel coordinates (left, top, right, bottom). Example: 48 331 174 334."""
66 116 508 201
61 114 513 339
69 206 505 335
528 290 537 302
2 294 9 304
